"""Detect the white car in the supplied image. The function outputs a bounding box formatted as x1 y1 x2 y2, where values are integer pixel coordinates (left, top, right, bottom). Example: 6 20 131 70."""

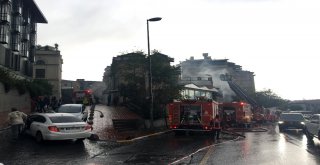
304 114 320 141
56 104 88 121
25 113 92 142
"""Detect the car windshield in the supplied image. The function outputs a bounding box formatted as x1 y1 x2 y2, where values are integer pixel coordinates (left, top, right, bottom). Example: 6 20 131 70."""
57 106 81 113
49 116 83 123
280 114 304 121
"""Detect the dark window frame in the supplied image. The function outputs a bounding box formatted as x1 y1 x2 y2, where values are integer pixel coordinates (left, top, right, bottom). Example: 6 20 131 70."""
35 69 45 78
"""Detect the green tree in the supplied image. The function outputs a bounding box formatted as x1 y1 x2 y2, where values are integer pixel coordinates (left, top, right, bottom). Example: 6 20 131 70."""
150 51 182 119
110 51 182 119
254 89 289 109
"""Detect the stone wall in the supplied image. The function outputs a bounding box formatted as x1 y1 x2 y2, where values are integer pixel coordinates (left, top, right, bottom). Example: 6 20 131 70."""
0 82 31 129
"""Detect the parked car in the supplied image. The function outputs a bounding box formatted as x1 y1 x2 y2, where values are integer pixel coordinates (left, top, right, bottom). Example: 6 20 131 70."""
24 113 92 143
278 113 305 132
56 104 88 121
304 114 320 141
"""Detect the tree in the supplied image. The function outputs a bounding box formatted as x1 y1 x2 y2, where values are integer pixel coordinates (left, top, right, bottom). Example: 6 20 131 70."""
254 89 289 109
110 51 182 119
150 51 182 119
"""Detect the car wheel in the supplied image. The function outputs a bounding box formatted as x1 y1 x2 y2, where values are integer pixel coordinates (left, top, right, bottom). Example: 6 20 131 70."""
36 131 43 143
305 129 314 141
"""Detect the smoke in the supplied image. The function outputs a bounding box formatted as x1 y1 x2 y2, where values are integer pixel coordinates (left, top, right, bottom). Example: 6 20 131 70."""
89 82 106 102
196 62 236 102
183 59 236 102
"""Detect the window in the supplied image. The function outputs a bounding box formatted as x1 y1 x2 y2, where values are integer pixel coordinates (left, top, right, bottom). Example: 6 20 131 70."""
13 54 20 71
12 0 22 15
21 25 30 41
35 69 45 78
33 115 46 123
30 23 36 33
21 41 29 57
36 60 45 65
10 33 20 51
11 15 21 33
30 33 36 46
29 47 35 62
49 116 82 123
0 24 9 43
22 7 30 25
0 2 11 22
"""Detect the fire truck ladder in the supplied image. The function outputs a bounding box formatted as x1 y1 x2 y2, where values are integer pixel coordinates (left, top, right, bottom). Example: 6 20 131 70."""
227 81 259 108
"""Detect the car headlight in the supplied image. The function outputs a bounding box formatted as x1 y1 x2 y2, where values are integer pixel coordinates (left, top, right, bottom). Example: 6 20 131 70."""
300 122 305 125
278 121 284 124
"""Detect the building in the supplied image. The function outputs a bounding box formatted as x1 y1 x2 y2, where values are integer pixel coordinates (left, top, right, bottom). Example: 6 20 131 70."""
0 0 47 128
0 0 47 77
180 53 255 102
103 52 147 105
103 52 174 106
34 45 62 98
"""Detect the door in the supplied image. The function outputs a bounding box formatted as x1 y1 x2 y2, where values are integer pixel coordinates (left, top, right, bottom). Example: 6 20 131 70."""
29 115 47 137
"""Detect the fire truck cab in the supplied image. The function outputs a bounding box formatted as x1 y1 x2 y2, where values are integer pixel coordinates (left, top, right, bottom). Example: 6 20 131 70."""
219 102 253 128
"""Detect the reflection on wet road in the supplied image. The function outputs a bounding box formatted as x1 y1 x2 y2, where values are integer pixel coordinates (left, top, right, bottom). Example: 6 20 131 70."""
195 124 320 165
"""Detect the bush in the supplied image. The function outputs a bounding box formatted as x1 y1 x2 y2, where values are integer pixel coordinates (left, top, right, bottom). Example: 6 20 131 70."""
0 67 53 96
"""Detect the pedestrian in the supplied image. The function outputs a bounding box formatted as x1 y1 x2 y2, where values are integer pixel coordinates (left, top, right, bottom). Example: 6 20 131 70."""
50 96 58 110
83 96 89 106
37 96 45 112
210 114 222 140
7 108 28 140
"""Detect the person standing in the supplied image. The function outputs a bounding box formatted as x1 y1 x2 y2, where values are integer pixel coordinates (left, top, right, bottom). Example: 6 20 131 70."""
210 114 222 140
83 96 89 106
7 108 27 140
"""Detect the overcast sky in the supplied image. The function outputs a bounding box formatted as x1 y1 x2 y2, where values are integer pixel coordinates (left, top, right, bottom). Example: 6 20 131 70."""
35 0 320 100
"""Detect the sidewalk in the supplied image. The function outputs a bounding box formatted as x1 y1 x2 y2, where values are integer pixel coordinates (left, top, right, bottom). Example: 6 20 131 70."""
90 104 168 141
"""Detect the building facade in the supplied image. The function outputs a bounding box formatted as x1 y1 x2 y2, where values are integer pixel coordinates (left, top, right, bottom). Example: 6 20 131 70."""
0 0 47 128
0 0 47 77
34 45 62 98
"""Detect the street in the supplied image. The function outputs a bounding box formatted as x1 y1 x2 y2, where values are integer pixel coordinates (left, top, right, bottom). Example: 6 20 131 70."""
1 105 320 164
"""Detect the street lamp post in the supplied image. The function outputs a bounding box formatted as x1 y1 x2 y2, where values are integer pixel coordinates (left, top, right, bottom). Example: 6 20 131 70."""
147 17 162 129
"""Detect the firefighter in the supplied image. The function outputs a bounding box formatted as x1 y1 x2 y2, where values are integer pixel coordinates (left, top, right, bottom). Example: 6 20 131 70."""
210 114 222 140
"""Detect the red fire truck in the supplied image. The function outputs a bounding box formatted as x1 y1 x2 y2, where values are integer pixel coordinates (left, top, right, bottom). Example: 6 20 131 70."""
219 102 253 127
167 99 219 134
73 90 93 104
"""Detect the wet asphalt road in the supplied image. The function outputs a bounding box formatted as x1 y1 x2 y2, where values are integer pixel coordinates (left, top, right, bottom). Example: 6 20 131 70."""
1 124 320 164
174 124 320 165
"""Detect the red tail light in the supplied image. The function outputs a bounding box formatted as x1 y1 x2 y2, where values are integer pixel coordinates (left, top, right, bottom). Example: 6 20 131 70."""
85 125 92 130
48 126 60 132
173 125 178 129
